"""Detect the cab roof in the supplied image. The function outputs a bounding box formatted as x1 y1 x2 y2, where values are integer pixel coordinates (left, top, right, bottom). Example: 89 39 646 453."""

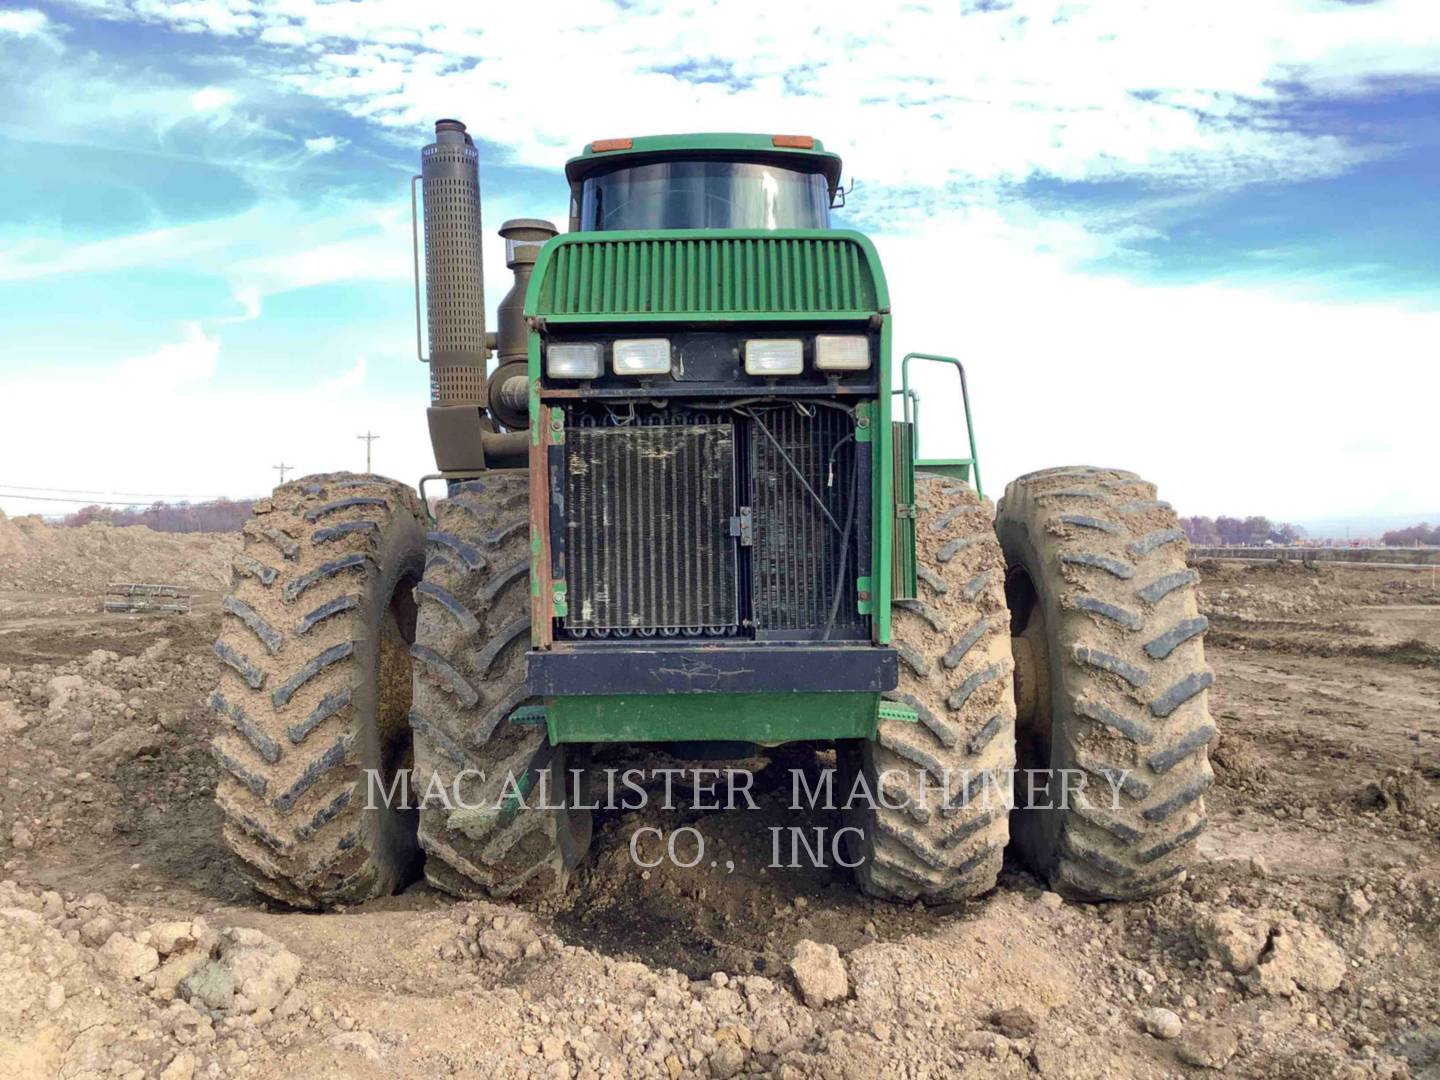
565 133 843 191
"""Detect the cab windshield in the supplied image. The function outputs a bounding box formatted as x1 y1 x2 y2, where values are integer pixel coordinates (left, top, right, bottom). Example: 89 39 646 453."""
580 160 831 231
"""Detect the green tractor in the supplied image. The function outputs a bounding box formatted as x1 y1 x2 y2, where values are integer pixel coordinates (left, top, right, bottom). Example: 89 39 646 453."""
211 121 1215 908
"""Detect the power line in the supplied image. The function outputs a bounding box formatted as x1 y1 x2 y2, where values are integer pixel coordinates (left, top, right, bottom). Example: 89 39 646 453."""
0 482 233 499
0 492 259 508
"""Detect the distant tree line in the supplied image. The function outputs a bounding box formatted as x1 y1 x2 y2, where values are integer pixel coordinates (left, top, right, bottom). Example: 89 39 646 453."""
1179 515 1304 546
1381 523 1440 547
61 499 253 533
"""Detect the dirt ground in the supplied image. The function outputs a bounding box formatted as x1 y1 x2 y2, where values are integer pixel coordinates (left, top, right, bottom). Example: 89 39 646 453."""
1 539 1437 1079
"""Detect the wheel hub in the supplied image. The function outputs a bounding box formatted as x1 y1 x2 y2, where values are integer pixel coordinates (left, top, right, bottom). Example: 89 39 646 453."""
1011 597 1051 732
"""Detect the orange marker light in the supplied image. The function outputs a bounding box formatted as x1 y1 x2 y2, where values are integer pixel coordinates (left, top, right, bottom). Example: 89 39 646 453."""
772 135 814 149
590 138 633 152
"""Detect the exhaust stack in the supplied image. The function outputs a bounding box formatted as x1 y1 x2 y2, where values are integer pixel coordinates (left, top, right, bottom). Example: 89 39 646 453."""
415 119 543 471
420 119 486 407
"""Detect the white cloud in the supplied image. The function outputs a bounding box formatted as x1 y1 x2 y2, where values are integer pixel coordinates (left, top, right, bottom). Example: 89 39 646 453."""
0 8 48 36
9 0 1440 522
314 356 367 395
189 85 237 111
258 23 307 46
227 284 262 322
880 221 1440 521
70 0 1440 195
0 325 418 513
0 198 403 285
303 134 344 154
0 7 63 49
117 321 219 386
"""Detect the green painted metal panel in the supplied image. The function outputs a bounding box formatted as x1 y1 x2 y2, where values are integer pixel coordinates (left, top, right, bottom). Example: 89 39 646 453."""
527 311 877 326
891 421 918 601
916 459 973 482
873 316 894 644
855 575 873 616
547 692 878 745
853 400 873 443
526 230 888 321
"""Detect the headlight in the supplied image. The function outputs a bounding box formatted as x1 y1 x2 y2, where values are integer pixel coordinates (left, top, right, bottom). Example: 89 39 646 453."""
546 342 601 379
814 335 870 371
744 339 803 375
612 338 671 375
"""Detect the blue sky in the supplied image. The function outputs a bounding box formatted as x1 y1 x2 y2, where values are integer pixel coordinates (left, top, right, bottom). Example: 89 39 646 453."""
1 0 1437 529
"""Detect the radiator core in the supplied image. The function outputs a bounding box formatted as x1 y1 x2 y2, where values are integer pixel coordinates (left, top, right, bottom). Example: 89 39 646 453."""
559 406 864 640
563 422 738 633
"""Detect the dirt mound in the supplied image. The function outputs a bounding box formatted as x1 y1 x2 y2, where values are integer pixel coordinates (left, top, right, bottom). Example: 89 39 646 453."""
0 541 1437 1076
0 880 310 1079
0 512 238 595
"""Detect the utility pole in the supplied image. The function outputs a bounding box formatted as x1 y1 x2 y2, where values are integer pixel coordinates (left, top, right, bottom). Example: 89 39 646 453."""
357 432 380 474
273 462 293 485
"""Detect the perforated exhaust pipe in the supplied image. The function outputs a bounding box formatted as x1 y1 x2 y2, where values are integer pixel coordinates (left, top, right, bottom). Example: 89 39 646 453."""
419 119 486 407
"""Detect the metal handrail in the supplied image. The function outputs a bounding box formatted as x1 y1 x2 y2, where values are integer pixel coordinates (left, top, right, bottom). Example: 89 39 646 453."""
900 352 983 499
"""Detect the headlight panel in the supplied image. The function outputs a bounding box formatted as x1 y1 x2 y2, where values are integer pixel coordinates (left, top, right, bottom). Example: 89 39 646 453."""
744 339 803 375
546 342 602 379
612 338 672 375
541 332 876 386
814 335 870 371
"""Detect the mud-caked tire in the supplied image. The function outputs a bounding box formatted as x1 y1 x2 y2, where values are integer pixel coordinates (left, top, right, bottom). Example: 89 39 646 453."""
842 475 1017 903
996 466 1215 900
212 473 427 908
410 472 592 901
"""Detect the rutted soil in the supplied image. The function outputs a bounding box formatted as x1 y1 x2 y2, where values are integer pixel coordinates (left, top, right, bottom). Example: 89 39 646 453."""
1 550 1438 1078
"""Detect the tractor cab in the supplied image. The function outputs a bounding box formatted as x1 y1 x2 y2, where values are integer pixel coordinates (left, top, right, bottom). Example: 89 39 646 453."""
565 134 843 232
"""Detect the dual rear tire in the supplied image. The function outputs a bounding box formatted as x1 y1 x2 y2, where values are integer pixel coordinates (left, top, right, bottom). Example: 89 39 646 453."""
212 466 1212 907
212 473 425 908
211 471 589 909
408 473 592 901
997 467 1214 899
846 465 1213 903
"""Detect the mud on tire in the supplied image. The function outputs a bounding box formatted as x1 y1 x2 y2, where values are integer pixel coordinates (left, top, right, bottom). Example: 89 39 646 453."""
410 472 592 901
843 475 1017 903
996 466 1215 900
212 472 426 908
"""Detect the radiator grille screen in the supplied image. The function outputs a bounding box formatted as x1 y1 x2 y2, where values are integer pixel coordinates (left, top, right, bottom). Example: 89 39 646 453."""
750 408 863 633
564 423 738 633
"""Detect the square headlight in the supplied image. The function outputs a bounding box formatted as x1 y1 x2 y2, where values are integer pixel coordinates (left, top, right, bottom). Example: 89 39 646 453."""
546 342 602 379
612 338 672 375
744 339 803 375
815 335 870 371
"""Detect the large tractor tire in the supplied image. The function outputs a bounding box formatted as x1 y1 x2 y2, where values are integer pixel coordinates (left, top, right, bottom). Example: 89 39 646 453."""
996 466 1214 899
843 475 1017 903
212 473 426 908
409 473 592 901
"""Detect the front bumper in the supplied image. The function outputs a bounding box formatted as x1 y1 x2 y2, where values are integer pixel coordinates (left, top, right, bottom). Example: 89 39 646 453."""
526 643 897 697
